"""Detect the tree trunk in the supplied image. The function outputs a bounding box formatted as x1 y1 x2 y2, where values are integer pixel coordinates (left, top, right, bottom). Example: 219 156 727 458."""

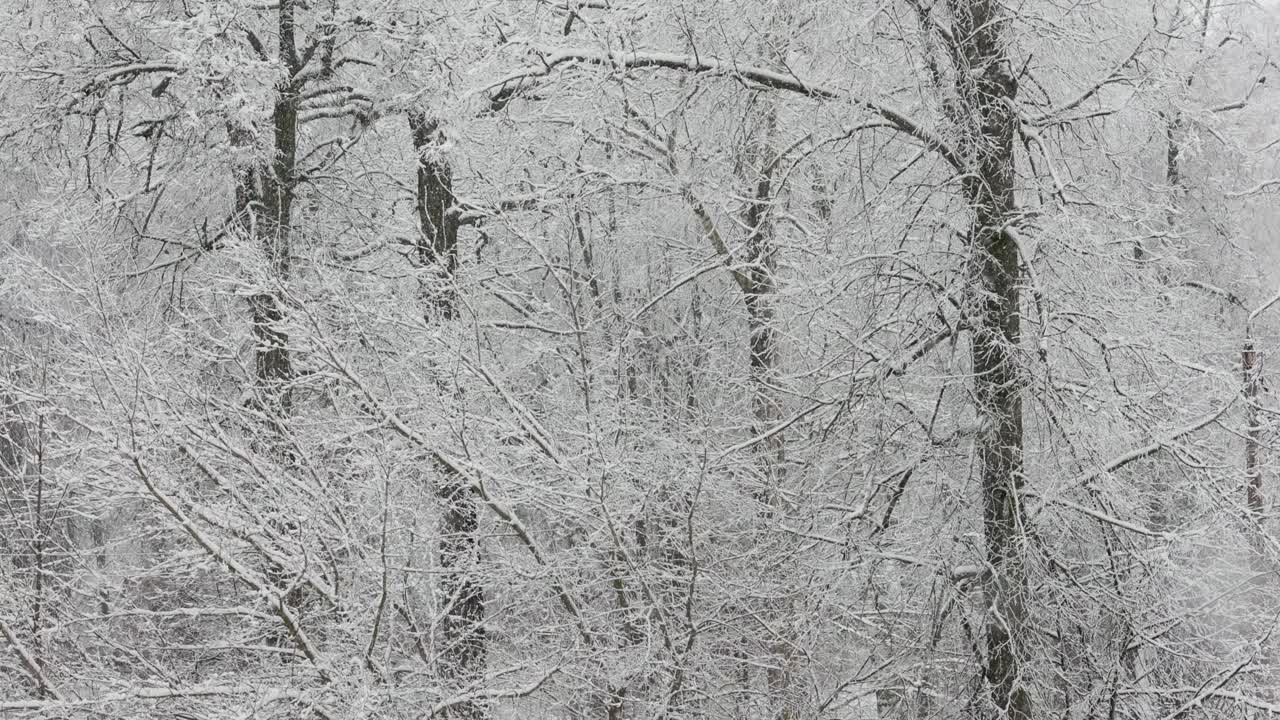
946 1 1031 719
1244 337 1264 513
408 111 460 320
408 109 486 720
739 105 795 720
745 163 784 509
251 88 298 410
736 99 786 511
436 473 487 720
237 0 301 650
1148 0 1211 259
240 0 300 418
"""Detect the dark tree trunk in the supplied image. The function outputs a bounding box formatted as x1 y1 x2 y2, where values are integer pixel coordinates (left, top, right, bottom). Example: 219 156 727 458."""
745 253 783 497
742 129 785 510
947 1 1031 718
408 111 460 319
408 109 486 719
1148 0 1211 259
436 471 487 720
241 0 300 417
1244 338 1264 513
740 113 795 720
236 0 301 649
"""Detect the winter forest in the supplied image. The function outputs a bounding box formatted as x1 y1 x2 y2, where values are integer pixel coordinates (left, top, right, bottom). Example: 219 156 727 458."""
8 0 1280 718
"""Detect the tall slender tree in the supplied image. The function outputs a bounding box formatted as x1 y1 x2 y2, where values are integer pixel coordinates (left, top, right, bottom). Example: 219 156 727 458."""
408 108 486 720
945 1 1031 716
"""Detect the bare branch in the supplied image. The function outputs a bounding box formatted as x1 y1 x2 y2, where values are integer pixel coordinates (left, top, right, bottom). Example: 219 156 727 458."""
128 453 333 682
1225 178 1280 198
1180 280 1242 307
311 341 598 645
1050 401 1235 500
429 666 561 716
0 684 309 712
482 45 964 170
0 617 63 701
1029 37 1146 126
1005 226 1049 359
1028 492 1167 538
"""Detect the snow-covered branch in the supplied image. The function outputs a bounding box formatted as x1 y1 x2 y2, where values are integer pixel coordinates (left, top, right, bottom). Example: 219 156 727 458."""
1029 37 1146 126
0 617 63 702
128 453 334 683
483 44 965 171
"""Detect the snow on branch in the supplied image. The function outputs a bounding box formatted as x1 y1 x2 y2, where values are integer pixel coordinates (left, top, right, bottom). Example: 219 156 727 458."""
1225 178 1280 198
482 45 965 171
1029 37 1146 126
1025 402 1236 528
451 193 551 226
0 617 63 702
713 322 958 467
1120 687 1280 714
313 339 599 645
1072 402 1234 491
458 355 572 470
128 453 334 683
77 62 181 94
1249 288 1280 325
1005 225 1049 360
0 684 312 713
429 665 561 717
1026 492 1167 538
1180 280 1242 307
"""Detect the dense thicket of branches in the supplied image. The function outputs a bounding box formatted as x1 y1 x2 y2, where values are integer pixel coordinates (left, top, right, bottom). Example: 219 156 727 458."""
3 1 1280 718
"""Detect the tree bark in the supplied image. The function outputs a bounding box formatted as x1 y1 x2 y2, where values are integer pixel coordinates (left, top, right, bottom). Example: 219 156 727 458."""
408 110 486 720
408 111 460 320
738 103 795 720
240 0 300 417
1148 0 1211 259
252 90 297 407
436 471 487 720
1243 338 1264 513
233 0 301 649
745 154 785 509
946 1 1031 719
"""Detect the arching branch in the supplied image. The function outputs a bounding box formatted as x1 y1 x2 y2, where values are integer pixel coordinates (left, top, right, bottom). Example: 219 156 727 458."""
482 45 965 171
